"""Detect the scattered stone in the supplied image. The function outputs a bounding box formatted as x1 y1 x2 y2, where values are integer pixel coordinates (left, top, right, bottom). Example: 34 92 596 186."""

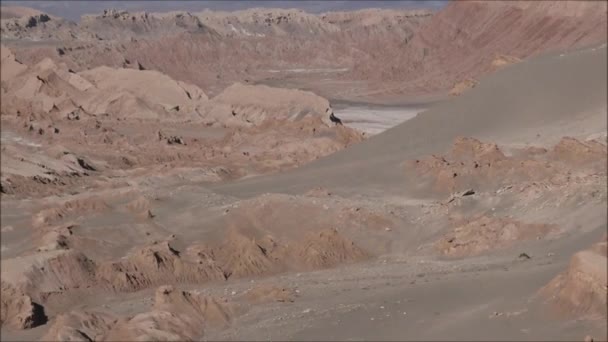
461 189 475 196
76 157 96 171
166 136 185 145
67 111 80 121
518 252 531 260
490 311 504 318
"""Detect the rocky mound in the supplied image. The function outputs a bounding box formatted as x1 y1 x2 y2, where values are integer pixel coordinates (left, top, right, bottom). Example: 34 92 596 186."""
305 186 332 197
42 286 232 341
436 216 556 257
2 250 96 290
0 44 27 81
405 136 607 195
490 54 521 69
293 228 369 270
0 204 371 319
205 231 283 279
32 196 110 227
204 83 331 126
549 137 608 168
41 310 116 341
188 225 369 280
0 282 47 330
0 142 97 197
541 236 608 320
124 195 154 220
1 51 207 121
448 78 477 96
78 65 208 117
152 285 233 327
222 193 393 239
217 115 364 173
96 241 227 292
241 284 297 303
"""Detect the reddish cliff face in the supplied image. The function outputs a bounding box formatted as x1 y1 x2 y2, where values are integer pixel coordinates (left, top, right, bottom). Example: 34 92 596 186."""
351 0 608 93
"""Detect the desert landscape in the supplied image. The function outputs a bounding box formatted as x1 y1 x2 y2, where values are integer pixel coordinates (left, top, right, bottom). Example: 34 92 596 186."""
0 0 607 341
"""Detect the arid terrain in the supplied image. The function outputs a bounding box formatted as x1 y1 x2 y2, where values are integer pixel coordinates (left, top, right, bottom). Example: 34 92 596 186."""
1 1 607 341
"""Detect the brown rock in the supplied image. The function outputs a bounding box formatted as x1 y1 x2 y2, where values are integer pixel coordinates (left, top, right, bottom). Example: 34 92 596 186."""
0 282 47 330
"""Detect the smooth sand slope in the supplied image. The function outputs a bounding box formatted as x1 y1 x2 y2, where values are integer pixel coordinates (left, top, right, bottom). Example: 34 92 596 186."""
211 44 607 198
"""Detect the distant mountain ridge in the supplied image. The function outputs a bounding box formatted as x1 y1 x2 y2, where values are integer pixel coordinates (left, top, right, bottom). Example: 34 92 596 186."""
1 1 606 99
